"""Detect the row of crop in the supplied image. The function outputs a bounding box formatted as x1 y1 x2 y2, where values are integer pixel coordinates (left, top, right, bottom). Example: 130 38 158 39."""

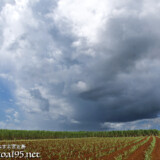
1 136 157 160
0 129 159 140
0 137 138 160
115 136 158 160
144 136 156 160
20 137 141 160
115 136 150 160
98 137 144 159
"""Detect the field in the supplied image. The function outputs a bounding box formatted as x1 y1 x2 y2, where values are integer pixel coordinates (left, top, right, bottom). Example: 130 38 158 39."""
0 136 160 160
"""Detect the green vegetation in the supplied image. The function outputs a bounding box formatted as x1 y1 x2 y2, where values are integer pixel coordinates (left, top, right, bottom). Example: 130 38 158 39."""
106 137 142 155
144 136 156 160
115 136 150 160
0 129 159 140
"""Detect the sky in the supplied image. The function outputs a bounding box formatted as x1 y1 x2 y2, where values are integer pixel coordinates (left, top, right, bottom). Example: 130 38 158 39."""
0 0 160 131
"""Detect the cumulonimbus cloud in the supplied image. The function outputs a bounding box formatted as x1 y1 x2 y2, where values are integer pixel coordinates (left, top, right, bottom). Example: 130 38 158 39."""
0 0 160 130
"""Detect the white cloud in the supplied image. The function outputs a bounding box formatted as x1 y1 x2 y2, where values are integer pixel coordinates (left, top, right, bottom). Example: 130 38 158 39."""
53 0 111 43
72 81 89 93
102 118 160 130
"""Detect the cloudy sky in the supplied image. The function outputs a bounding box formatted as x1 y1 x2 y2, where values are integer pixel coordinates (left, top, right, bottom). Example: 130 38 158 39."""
0 0 160 131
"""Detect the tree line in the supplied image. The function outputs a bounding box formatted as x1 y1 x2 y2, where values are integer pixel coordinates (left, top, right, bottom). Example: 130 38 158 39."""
0 129 159 140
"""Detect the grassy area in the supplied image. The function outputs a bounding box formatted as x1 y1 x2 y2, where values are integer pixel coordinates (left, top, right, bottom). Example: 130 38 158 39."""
0 129 159 140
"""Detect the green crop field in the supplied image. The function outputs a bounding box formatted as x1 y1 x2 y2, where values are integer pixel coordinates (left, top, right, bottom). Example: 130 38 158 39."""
0 129 159 159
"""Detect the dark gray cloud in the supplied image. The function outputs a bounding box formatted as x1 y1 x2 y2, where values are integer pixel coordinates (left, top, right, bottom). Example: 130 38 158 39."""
66 13 160 130
30 89 49 112
72 8 160 125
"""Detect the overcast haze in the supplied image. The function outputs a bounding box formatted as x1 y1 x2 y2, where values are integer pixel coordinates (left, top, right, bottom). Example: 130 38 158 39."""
0 0 160 131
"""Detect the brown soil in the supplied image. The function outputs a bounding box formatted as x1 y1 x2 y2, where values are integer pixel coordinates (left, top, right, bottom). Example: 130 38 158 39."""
126 136 153 160
98 137 147 160
151 136 160 160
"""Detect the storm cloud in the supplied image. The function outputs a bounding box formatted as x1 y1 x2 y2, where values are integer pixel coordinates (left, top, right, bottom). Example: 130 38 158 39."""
0 0 160 130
